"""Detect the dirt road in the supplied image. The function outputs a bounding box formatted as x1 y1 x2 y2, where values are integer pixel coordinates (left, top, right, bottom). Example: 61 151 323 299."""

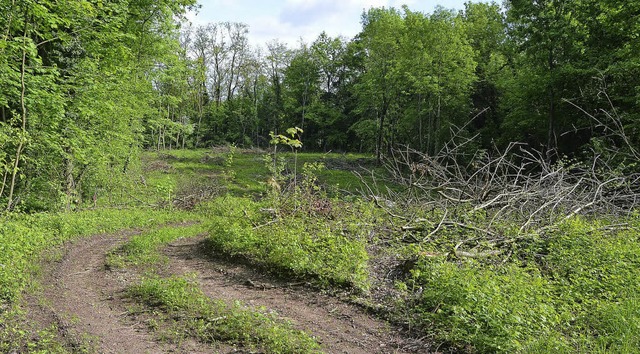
23 228 421 353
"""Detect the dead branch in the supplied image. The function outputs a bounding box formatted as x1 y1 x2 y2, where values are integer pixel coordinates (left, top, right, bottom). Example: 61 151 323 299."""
356 100 640 261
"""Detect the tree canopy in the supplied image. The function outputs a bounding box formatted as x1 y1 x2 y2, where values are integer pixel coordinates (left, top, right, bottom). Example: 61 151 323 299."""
1 0 638 211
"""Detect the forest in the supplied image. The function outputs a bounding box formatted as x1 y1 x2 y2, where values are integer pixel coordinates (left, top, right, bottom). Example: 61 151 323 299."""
1 0 640 353
0 0 638 210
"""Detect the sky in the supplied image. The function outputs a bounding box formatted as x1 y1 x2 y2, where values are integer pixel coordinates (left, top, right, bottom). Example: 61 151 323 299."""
185 0 469 47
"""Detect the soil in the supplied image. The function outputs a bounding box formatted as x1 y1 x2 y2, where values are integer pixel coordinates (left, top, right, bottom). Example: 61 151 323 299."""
21 227 427 353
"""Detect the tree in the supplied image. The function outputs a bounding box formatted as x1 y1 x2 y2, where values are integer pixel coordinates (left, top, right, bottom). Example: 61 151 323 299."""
283 44 320 134
355 7 404 162
261 40 291 135
0 0 197 211
396 7 476 154
461 2 509 148
504 0 587 159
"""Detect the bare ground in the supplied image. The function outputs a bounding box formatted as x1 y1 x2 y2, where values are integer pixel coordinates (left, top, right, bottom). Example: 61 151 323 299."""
21 227 426 353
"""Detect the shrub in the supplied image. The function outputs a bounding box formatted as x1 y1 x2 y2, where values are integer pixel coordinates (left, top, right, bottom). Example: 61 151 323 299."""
206 196 370 291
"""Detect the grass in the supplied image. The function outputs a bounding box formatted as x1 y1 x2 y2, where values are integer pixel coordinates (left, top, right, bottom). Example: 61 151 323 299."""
150 147 387 196
104 211 323 353
127 276 321 353
106 222 208 270
4 147 640 353
0 207 203 353
393 215 640 353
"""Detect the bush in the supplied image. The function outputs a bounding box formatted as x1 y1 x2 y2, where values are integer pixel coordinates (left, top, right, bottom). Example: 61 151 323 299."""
206 196 370 291
403 216 640 353
411 259 560 352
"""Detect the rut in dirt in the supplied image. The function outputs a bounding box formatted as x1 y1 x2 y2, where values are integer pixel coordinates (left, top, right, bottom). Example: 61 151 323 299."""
28 227 212 354
162 236 420 354
28 226 423 353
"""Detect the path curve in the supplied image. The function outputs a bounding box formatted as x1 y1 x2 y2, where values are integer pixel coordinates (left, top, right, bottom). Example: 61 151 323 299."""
30 229 211 353
162 236 418 354
26 228 422 353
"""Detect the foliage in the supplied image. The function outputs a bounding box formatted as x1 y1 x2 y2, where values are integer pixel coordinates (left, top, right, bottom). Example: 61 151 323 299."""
408 259 560 352
391 216 640 353
206 196 370 291
0 0 197 211
127 276 321 353
1 1 640 351
3 1 640 210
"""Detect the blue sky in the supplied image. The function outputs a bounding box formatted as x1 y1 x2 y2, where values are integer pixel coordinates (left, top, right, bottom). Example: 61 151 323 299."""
186 0 469 47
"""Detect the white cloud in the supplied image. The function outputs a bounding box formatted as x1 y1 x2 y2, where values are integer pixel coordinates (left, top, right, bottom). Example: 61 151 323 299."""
187 0 468 48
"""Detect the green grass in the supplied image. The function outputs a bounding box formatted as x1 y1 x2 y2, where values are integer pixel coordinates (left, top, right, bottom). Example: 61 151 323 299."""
0 207 204 353
127 276 321 353
0 208 201 304
106 222 207 269
5 147 640 353
398 216 640 353
147 147 390 196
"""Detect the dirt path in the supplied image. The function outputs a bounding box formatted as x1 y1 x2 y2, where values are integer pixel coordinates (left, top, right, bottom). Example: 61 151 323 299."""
162 236 418 353
26 229 213 353
25 229 422 353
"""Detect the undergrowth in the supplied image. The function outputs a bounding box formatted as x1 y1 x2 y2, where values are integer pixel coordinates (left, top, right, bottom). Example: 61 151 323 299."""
4 148 640 353
205 195 372 291
395 216 640 353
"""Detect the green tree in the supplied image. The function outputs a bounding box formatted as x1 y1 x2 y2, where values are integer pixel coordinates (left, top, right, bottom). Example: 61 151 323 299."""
355 7 404 162
283 44 320 136
461 2 509 148
396 7 476 154
0 0 197 211
311 33 354 151
503 0 587 158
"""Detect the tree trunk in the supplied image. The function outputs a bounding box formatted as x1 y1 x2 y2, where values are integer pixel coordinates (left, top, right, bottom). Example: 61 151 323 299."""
7 19 28 210
547 47 556 162
376 95 389 164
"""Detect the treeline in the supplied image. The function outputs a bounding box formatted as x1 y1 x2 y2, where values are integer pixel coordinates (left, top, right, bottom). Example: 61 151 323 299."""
169 0 639 163
1 0 638 211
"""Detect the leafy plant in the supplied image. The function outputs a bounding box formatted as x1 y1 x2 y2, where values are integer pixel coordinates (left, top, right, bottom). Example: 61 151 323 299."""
206 196 370 291
266 127 303 202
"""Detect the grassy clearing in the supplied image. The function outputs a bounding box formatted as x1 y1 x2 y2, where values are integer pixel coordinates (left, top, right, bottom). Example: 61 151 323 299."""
151 147 384 196
127 276 321 354
4 148 640 353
